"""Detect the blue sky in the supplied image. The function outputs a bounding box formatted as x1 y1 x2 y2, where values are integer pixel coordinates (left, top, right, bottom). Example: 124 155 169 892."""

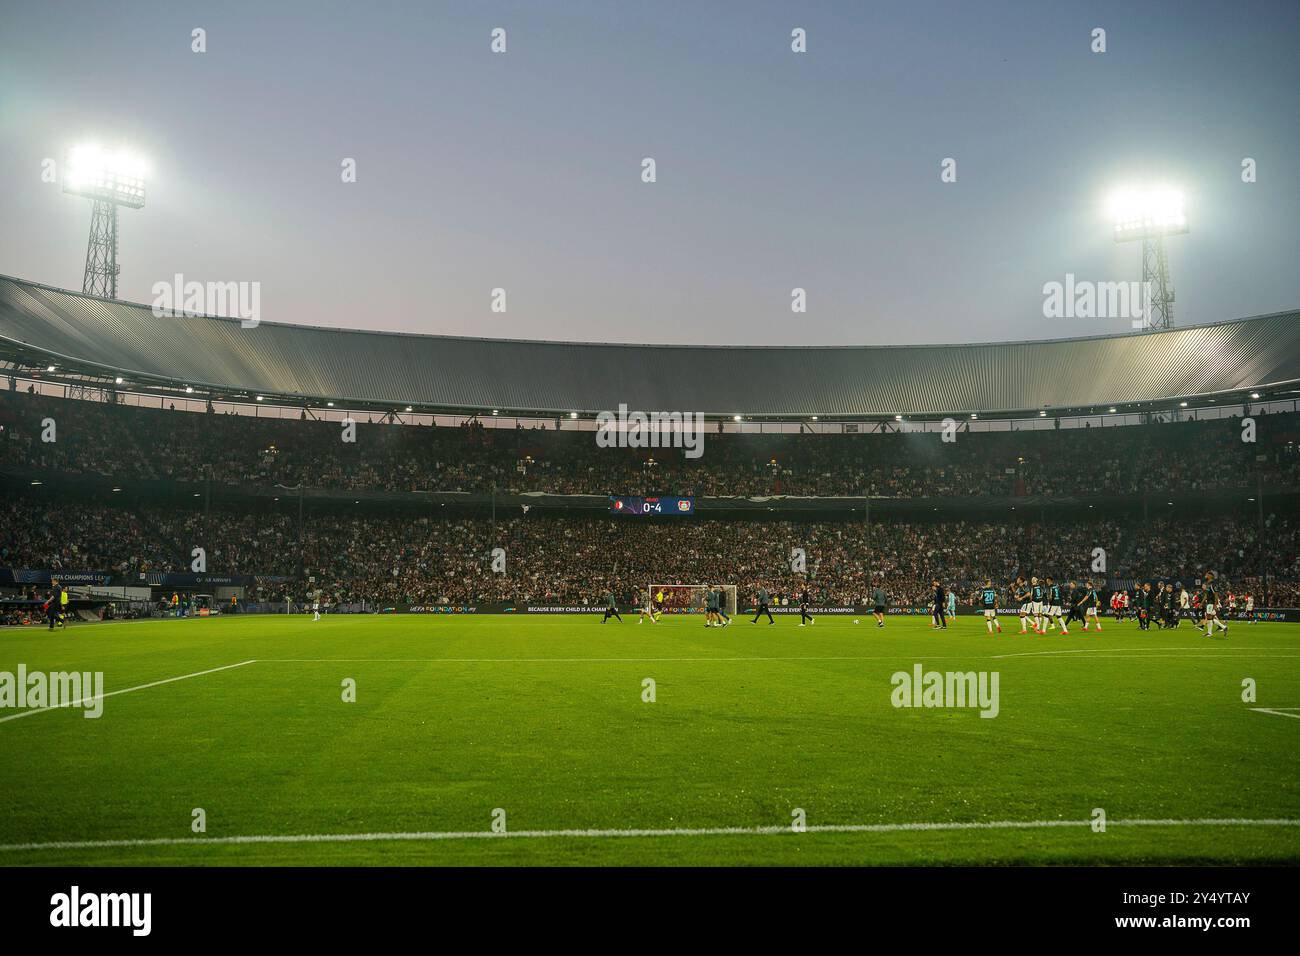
1 0 1296 345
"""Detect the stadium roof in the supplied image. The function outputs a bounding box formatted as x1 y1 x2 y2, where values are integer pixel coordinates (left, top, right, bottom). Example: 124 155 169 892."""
1 273 1297 419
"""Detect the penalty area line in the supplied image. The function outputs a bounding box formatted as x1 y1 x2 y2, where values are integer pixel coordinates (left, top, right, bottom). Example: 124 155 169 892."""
2 818 1298 853
0 660 258 724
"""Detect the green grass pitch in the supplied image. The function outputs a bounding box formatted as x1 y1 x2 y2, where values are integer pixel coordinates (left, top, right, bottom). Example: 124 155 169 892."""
1 612 1298 866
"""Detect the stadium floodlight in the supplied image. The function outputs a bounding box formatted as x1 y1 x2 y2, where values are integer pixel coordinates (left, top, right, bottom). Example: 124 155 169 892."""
64 146 147 207
63 145 148 299
1107 188 1187 241
1106 185 1187 331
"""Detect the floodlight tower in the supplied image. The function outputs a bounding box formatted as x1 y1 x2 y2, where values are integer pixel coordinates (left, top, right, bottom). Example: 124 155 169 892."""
1108 188 1187 330
62 146 147 299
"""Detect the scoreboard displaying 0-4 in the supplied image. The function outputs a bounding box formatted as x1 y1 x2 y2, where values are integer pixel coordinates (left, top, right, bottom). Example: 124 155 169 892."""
609 496 694 516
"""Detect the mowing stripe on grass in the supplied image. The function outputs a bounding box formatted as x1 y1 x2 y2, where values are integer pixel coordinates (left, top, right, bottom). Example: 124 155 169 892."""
0 660 258 724
2 818 1297 853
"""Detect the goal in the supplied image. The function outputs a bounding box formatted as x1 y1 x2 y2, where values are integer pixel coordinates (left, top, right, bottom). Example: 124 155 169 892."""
648 584 738 617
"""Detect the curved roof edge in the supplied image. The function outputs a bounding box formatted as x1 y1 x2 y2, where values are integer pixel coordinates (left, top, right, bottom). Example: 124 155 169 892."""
1 273 1297 418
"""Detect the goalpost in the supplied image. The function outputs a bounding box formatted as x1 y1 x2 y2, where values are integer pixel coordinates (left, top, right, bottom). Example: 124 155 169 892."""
648 584 738 617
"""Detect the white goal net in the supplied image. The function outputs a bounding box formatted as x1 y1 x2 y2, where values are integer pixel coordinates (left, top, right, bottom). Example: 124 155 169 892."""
648 584 737 617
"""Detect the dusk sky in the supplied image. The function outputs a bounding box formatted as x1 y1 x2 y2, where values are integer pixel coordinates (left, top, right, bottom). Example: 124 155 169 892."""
1 0 1296 346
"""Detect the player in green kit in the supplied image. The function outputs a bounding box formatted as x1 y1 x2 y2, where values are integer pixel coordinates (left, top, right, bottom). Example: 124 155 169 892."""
980 579 1002 634
1081 580 1103 632
1030 577 1046 634
1203 573 1228 637
1013 577 1031 633
1046 577 1069 635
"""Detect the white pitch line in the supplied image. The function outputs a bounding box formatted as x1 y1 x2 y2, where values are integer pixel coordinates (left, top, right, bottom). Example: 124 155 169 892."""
258 656 1007 664
997 655 1300 660
1 817 1297 854
993 646 1280 659
259 653 1300 664
1250 708 1300 721
0 660 257 724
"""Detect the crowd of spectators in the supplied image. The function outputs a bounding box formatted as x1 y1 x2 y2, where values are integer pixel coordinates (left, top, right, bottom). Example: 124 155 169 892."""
3 495 1297 608
2 390 1299 499
0 496 176 574
4 389 1299 609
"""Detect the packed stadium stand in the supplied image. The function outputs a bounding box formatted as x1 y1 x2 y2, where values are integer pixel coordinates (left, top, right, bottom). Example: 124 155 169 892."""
3 275 1300 616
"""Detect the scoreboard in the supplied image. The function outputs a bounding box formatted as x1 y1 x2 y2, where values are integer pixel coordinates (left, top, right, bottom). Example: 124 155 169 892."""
609 496 694 516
